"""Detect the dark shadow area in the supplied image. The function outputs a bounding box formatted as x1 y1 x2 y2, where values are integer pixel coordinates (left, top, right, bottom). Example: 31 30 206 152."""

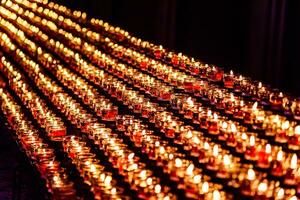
53 0 300 96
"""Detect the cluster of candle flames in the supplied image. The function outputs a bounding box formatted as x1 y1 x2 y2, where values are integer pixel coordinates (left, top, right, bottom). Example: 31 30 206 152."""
0 0 299 199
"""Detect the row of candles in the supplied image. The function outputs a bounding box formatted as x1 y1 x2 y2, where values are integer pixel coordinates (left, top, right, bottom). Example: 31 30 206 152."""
8 0 300 188
0 12 229 199
11 0 299 166
9 0 300 155
5 0 300 155
0 79 128 199
0 3 300 200
0 0 300 198
0 30 178 199
0 88 77 199
28 0 300 120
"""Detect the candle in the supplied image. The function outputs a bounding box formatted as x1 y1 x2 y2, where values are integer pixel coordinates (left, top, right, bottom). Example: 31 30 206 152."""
275 188 285 200
275 121 289 144
284 154 298 186
269 91 283 110
226 123 237 147
245 135 257 161
196 181 210 199
212 190 221 200
206 144 219 171
223 70 235 89
208 113 219 135
216 154 231 179
257 144 271 169
270 150 284 177
241 168 256 196
255 182 269 200
288 125 300 150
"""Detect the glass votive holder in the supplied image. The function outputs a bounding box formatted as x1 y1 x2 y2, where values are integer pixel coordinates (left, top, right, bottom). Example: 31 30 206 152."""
223 71 235 89
269 89 284 110
102 105 118 121
207 66 223 82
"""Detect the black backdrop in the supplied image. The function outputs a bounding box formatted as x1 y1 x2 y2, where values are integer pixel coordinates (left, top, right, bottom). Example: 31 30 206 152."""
53 0 300 96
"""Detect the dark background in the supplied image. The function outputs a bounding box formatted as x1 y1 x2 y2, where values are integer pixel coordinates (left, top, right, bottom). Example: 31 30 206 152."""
53 0 300 96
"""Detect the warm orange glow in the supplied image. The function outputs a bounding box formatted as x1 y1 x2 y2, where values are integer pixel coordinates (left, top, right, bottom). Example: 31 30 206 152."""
247 168 255 181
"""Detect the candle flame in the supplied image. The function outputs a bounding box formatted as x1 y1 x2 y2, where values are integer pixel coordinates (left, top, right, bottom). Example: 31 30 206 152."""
241 133 247 140
186 130 193 139
247 168 255 181
240 100 244 107
249 135 255 146
265 144 271 154
193 175 201 184
258 82 262 88
290 154 297 169
213 113 218 121
277 188 284 199
171 121 177 127
186 164 194 176
222 122 228 129
231 123 237 132
175 158 183 168
282 121 289 130
90 164 96 173
252 102 258 110
207 110 212 117
258 182 267 193
155 141 160 147
128 152 135 161
213 190 221 200
191 136 199 145
111 187 117 195
223 155 231 166
154 184 161 194
230 70 233 75
104 175 112 186
53 175 59 182
279 92 283 97
187 97 194 107
295 125 300 135
202 182 209 193
230 93 234 101
213 145 219 157
272 115 279 123
159 146 165 154
289 196 297 200
163 196 170 200
139 170 147 179
277 150 283 161
146 177 152 185
204 142 210 150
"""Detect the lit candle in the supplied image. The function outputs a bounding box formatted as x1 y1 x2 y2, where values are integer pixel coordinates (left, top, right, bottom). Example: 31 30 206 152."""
200 181 209 198
223 70 235 89
208 113 219 135
245 135 258 161
241 168 256 196
270 150 284 177
216 154 231 179
255 182 269 200
257 144 271 169
212 190 221 200
284 154 298 186
288 125 300 150
275 121 289 144
275 188 285 200
206 145 219 171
